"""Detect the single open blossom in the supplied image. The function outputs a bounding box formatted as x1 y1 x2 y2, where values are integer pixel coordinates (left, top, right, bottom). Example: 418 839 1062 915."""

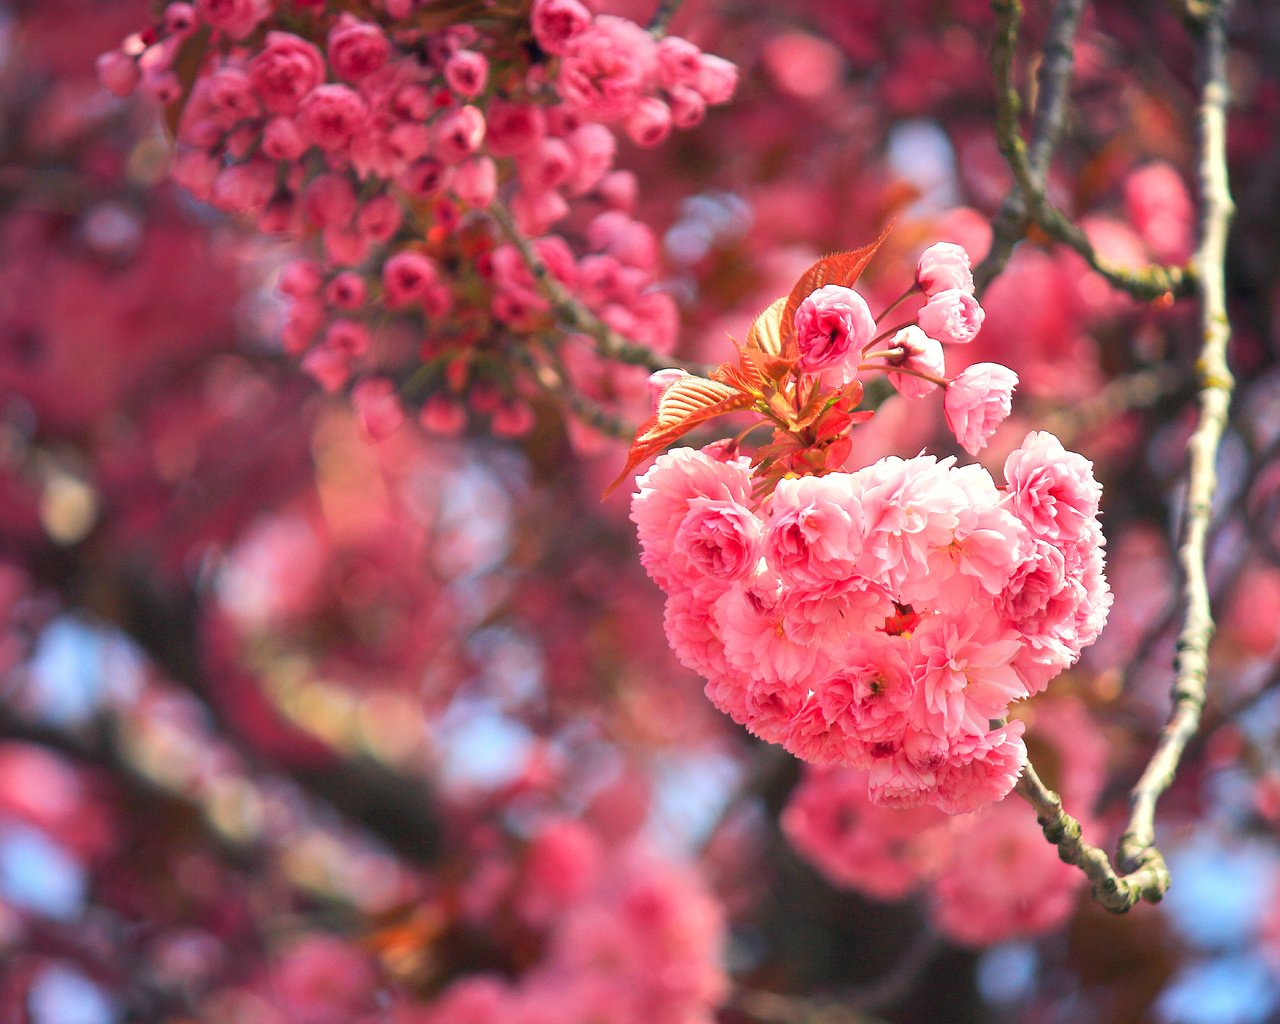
915 242 974 296
944 362 1018 455
326 15 390 81
918 288 985 345
792 284 876 381
1002 430 1104 543
250 32 325 115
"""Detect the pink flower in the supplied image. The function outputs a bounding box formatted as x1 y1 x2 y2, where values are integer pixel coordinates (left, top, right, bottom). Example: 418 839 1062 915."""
531 0 592 56
910 613 1027 738
656 37 703 89
780 577 895 655
445 50 489 97
1002 430 1103 543
556 16 656 123
631 447 755 590
670 497 764 588
355 193 403 242
915 242 974 296
194 0 268 39
433 105 486 164
262 116 307 160
382 251 439 309
483 100 545 156
715 577 833 697
452 156 497 208
210 161 275 214
932 720 1026 814
765 475 862 587
624 97 672 148
918 288 985 345
301 173 356 228
250 32 326 115
943 362 1018 455
327 15 390 81
696 53 739 104
96 51 139 97
325 272 366 310
884 324 945 398
792 284 876 381
564 123 617 195
297 85 367 151
1125 162 1194 263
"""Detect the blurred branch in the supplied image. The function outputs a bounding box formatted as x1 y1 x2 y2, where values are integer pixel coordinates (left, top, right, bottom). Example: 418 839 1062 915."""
980 0 1198 301
647 0 685 35
731 926 937 1024
488 200 711 376
1016 0 1236 911
975 0 1088 292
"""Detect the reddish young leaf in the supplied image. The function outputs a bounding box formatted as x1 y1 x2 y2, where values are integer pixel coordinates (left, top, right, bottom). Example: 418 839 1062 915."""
745 296 787 357
604 377 755 497
777 222 895 349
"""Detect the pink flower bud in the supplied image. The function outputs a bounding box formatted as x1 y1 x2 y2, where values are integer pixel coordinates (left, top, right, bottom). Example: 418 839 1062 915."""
444 50 489 98
793 284 876 378
885 325 945 399
915 242 974 296
195 0 268 40
420 395 467 436
943 362 1018 455
510 188 569 234
325 319 371 356
696 53 738 104
323 224 371 266
164 3 198 35
327 15 390 81
262 116 307 160
278 260 324 298
301 173 357 228
325 272 367 309
250 32 326 116
96 51 140 97
656 37 703 89
563 123 616 196
432 105 485 164
491 399 536 437
597 170 638 211
398 158 451 198
356 194 403 242
625 97 672 148
210 161 275 214
483 100 545 157
382 251 439 308
917 288 984 345
667 85 706 129
452 156 497 208
518 137 576 193
531 0 591 56
301 343 350 393
297 85 367 152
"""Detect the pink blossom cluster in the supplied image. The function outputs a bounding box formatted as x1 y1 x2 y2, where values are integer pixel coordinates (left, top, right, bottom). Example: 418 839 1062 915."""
782 697 1108 945
631 429 1111 814
422 819 727 1024
100 0 734 440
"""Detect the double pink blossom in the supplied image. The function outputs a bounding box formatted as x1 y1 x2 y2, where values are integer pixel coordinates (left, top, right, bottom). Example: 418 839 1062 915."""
792 284 876 382
943 362 1018 455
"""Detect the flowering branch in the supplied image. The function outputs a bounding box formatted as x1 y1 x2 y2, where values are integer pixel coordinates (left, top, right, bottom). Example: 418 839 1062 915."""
1015 0 1236 911
985 0 1198 301
488 199 709 376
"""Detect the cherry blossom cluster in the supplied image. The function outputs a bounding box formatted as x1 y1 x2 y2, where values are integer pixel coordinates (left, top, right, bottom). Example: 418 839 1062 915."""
99 0 736 438
782 697 1108 945
628 243 1112 814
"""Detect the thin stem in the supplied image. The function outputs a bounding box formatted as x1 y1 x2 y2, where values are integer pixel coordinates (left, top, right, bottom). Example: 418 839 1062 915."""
873 284 918 323
647 0 685 35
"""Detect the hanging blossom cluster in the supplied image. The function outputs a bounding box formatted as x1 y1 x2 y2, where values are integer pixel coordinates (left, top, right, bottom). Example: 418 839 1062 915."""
624 239 1112 814
99 0 736 438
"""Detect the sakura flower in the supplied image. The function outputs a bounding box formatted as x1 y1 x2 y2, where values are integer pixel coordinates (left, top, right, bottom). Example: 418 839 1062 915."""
911 612 1027 738
884 325 945 398
792 284 876 382
669 497 764 588
915 241 974 296
943 362 1018 455
556 16 656 123
1002 430 1103 544
918 288 985 345
326 15 390 82
764 474 863 587
249 32 325 115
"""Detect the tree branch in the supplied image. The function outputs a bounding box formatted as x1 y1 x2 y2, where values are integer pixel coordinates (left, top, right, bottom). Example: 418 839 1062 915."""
1014 0 1236 911
981 0 1198 301
488 200 710 377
